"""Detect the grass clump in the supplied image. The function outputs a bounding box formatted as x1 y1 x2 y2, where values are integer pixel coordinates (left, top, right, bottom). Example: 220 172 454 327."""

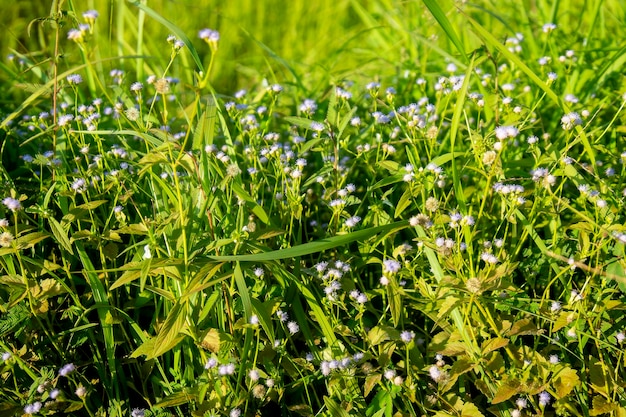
1 1 626 416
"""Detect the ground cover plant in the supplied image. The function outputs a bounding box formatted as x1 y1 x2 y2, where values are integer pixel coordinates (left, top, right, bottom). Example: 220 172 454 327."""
1 0 626 416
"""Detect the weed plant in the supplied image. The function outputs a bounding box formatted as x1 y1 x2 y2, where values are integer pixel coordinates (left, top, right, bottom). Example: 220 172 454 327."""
1 1 626 416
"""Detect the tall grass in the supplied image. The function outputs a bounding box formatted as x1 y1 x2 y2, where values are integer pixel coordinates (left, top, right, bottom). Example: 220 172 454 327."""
1 0 626 416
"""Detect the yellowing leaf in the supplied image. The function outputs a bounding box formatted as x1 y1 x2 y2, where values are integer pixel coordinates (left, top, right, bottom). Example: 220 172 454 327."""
553 367 580 399
492 378 521 404
552 311 572 332
508 318 538 336
461 402 485 417
364 373 382 397
199 328 220 352
367 326 399 346
481 337 509 355
590 395 618 416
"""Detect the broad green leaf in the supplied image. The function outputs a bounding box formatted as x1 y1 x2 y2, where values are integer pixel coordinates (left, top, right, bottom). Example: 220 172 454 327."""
114 223 149 235
364 373 382 397
16 232 49 250
507 318 538 336
137 301 187 360
367 325 399 346
590 396 618 416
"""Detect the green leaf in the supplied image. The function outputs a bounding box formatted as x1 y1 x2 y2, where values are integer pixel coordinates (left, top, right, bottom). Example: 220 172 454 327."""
48 217 73 254
135 301 187 360
128 1 204 73
208 221 407 262
250 297 275 342
394 188 413 219
448 53 476 213
192 99 217 152
324 397 350 417
153 388 198 408
421 0 467 63
553 366 580 399
367 325 399 346
590 396 618 416
231 182 269 225
114 223 149 235
461 402 485 417
481 337 509 355
492 378 521 404
466 16 595 165
284 116 322 130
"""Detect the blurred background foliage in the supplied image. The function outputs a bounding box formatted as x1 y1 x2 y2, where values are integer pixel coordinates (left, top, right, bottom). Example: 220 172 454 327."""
0 0 624 105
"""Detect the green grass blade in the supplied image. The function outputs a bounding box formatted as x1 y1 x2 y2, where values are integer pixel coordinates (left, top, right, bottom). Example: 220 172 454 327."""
448 53 476 213
75 242 118 396
127 0 204 73
465 15 596 165
422 0 468 63
208 221 408 262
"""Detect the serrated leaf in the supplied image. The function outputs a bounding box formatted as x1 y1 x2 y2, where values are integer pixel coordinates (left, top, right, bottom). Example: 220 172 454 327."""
368 326 399 346
481 337 509 355
552 311 572 332
508 318 538 336
437 296 461 319
17 232 49 249
364 373 382 397
590 396 618 416
199 328 220 353
324 397 350 417
153 388 198 408
461 402 485 417
48 217 73 254
492 378 521 404
553 367 579 399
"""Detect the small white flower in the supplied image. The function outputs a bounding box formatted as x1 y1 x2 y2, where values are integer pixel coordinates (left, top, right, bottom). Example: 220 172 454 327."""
287 321 300 335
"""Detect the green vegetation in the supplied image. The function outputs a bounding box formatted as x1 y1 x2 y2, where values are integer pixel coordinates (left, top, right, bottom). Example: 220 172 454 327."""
1 0 626 416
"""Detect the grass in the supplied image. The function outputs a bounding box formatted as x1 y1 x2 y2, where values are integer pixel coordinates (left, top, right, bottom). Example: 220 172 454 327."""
1 0 626 416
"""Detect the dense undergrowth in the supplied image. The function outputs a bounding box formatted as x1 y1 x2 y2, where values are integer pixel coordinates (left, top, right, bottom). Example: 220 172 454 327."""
1 1 626 416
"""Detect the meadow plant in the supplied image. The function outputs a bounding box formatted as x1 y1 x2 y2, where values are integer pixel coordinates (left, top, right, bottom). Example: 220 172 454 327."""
1 0 626 416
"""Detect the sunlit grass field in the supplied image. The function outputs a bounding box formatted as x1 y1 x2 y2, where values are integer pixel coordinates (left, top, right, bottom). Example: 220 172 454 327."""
1 1 626 416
